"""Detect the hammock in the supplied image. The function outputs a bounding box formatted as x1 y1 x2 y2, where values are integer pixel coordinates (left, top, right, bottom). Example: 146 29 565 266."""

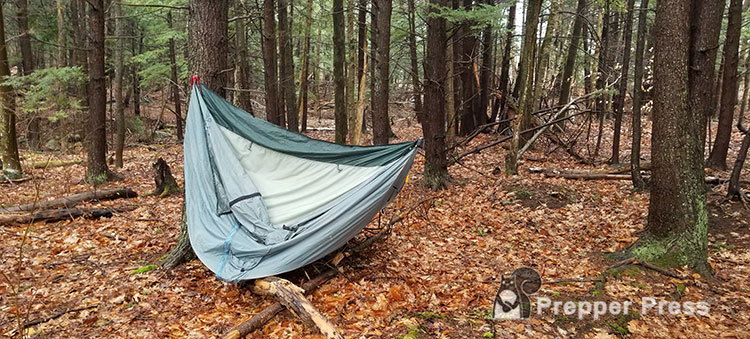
184 82 418 282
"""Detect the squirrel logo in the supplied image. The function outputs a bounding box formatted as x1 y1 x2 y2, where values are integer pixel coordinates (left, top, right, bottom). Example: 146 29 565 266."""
493 267 542 320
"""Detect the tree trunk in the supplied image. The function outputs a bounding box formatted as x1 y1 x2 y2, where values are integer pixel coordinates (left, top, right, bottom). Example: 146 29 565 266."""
446 20 457 139
489 2 515 132
168 11 184 141
298 0 313 133
152 158 181 197
235 3 254 115
165 0 228 269
707 0 741 170
371 0 392 144
333 0 348 143
611 0 635 164
278 0 298 131
739 41 750 124
132 30 143 117
85 0 109 185
478 0 494 125
16 0 40 152
630 0 649 191
114 1 125 168
558 0 586 106
688 0 724 154
407 0 422 119
506 0 542 174
622 0 710 275
57 0 66 67
423 0 449 190
532 0 559 110
346 0 358 140
262 0 281 124
0 3 20 179
458 0 480 136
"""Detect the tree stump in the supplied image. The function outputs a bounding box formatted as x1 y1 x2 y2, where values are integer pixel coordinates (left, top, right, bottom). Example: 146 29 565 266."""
253 277 344 339
152 158 181 197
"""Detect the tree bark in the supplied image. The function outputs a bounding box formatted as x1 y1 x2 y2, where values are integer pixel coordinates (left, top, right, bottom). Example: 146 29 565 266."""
458 0 480 136
16 0 40 152
423 0 449 190
558 0 586 106
166 0 228 269
262 0 281 125
85 0 109 185
168 11 184 141
489 2 515 132
407 0 422 119
333 0 348 143
630 0 650 191
298 0 314 133
371 0 392 144
532 0 559 111
346 0 358 140
727 129 749 198
622 0 710 275
114 1 126 168
478 0 494 125
57 0 66 67
611 0 635 164
506 0 542 174
707 0 741 170
278 0 298 131
688 0 724 154
234 3 254 115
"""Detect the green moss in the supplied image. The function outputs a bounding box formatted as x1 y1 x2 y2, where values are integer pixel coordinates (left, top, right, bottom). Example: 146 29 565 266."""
130 264 158 274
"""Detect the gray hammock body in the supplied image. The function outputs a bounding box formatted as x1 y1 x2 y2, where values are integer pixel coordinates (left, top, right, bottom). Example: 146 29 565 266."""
184 84 418 282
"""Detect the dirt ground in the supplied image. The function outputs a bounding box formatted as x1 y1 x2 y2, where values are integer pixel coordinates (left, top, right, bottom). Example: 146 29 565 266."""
1 114 749 338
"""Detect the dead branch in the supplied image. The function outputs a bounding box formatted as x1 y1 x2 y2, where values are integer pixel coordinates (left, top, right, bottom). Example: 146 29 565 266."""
252 277 344 339
0 188 137 213
24 305 98 328
0 206 137 225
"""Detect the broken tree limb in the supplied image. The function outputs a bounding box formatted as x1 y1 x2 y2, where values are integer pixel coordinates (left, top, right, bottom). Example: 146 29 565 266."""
252 277 344 339
23 304 98 328
223 196 436 338
528 162 652 175
540 171 745 185
0 206 137 225
32 159 82 169
0 188 138 213
223 270 337 339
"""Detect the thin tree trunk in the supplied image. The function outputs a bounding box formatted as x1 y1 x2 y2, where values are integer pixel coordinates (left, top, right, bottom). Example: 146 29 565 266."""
407 0 422 119
262 0 281 125
86 0 109 184
593 1 610 158
739 41 750 123
458 0 479 136
612 0 635 164
506 0 542 174
559 0 586 106
423 0 449 190
446 19 457 139
346 0 358 140
478 0 494 124
16 0 40 152
235 3 254 115
489 2 515 131
630 0 649 191
371 0 392 144
533 0 560 110
707 0 742 170
352 39 368 145
688 0 724 153
168 11 184 141
333 0 348 143
114 1 125 168
0 4 21 179
278 0 297 131
57 0 66 67
298 0 313 132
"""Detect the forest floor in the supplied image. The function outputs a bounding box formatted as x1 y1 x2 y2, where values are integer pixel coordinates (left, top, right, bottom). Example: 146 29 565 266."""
1 111 750 338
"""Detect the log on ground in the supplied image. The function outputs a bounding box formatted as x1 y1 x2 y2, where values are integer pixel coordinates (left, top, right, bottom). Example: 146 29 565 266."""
0 188 138 213
0 206 137 225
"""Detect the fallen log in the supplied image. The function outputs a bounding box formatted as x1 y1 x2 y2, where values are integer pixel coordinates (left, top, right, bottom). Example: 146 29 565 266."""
0 188 138 213
542 172 746 185
223 270 336 339
32 159 82 169
0 206 137 225
252 277 344 339
1 176 31 185
528 162 652 176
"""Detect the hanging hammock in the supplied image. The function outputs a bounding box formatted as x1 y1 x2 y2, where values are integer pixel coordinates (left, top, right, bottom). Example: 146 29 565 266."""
184 80 418 282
